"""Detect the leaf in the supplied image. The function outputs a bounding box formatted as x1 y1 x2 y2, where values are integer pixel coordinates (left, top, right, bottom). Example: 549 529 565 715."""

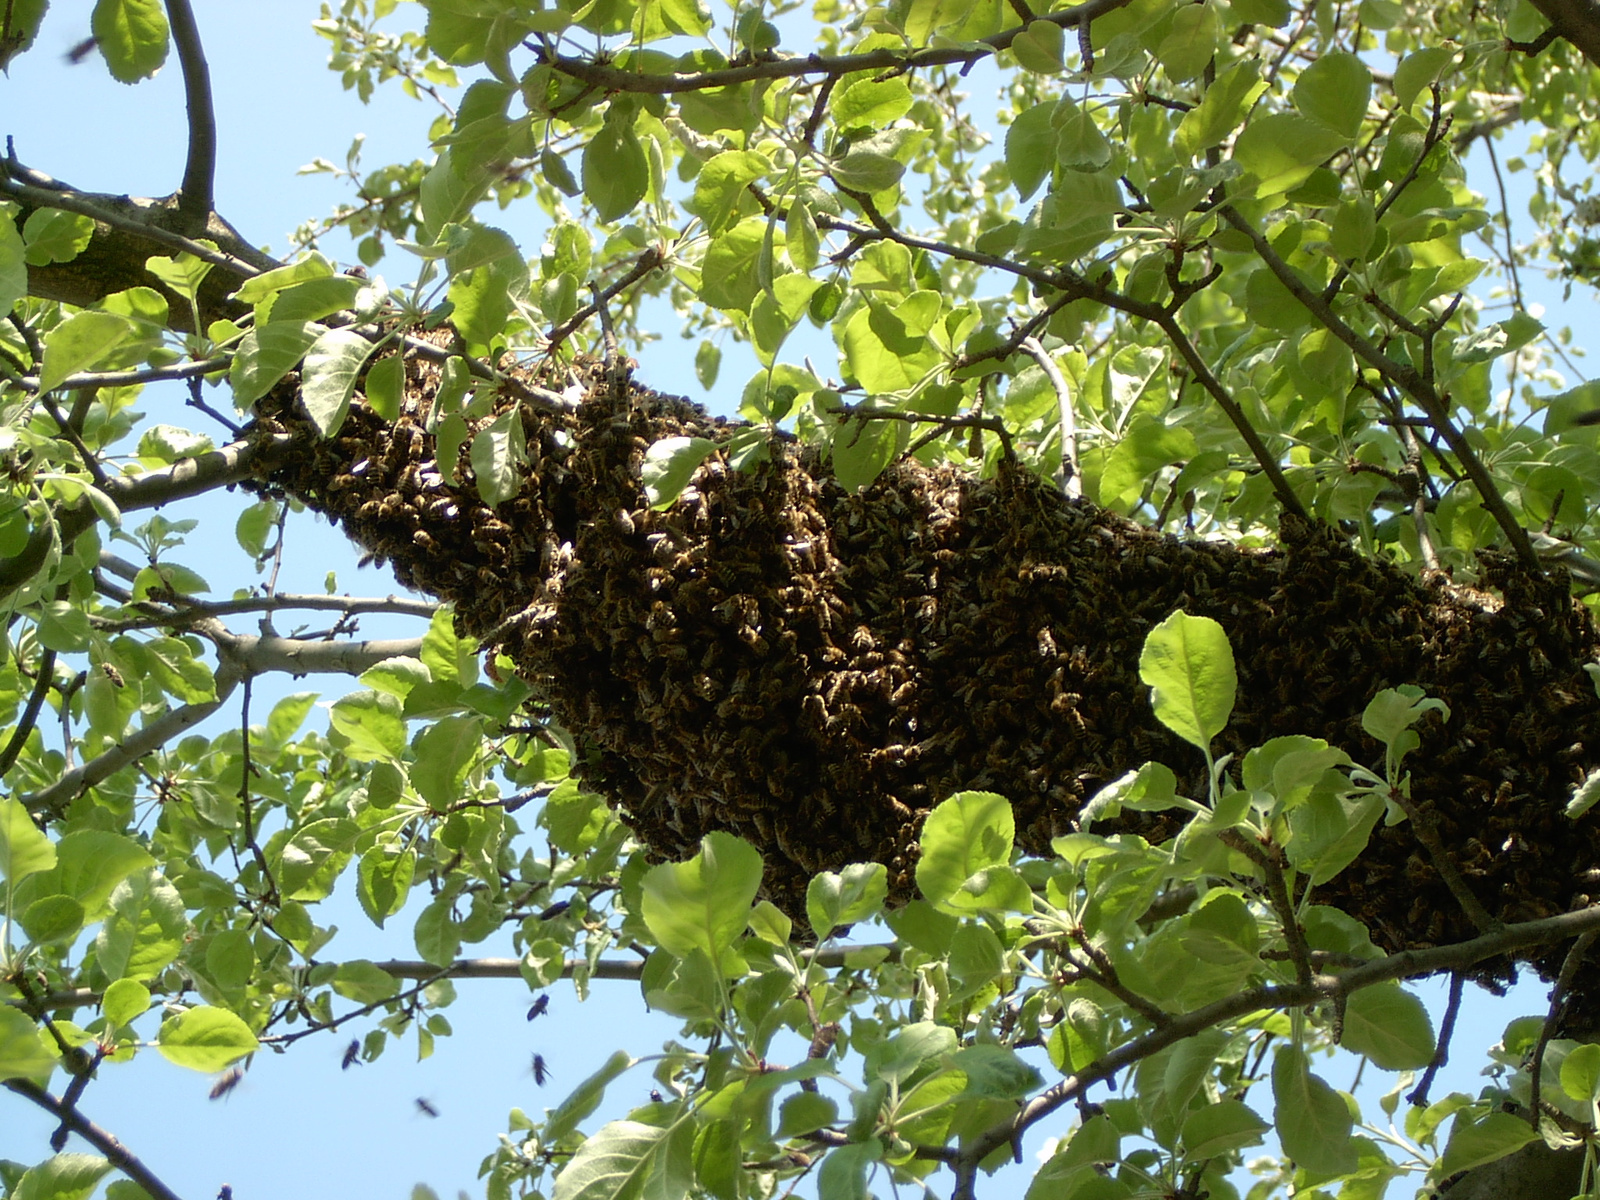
37 311 135 393
640 830 764 964
1292 50 1371 140
0 797 56 883
231 254 335 305
470 410 527 507
268 276 362 324
230 321 321 407
642 437 717 509
1434 1110 1539 1179
364 354 404 421
1569 767 1600 819
1562 1041 1600 1103
806 862 889 937
1181 1098 1269 1159
1010 19 1065 74
301 327 376 437
332 960 400 1005
833 78 914 131
144 249 216 303
356 843 415 925
1341 984 1435 1069
22 208 95 266
550 1119 692 1200
411 714 484 809
830 417 897 492
545 1050 635 1143
92 0 169 82
0 1007 54 1080
1272 1045 1356 1176
1138 612 1237 751
583 116 649 223
328 690 407 762
100 978 150 1029
12 1154 112 1200
915 791 1031 913
0 213 27 317
817 1141 879 1200
830 151 905 194
1232 112 1351 197
692 151 770 236
699 219 768 313
94 868 188 981
1393 47 1455 110
1006 102 1057 200
156 1005 259 1072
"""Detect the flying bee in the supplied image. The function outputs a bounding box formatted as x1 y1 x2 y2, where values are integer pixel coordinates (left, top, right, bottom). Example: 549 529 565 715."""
531 1054 551 1086
209 1066 244 1101
341 1038 361 1069
65 36 98 63
415 1098 439 1118
526 995 550 1021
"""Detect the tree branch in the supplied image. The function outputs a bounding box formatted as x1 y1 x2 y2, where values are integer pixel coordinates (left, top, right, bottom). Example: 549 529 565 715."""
3 1078 188 1200
163 0 216 229
536 0 1133 94
1524 0 1600 67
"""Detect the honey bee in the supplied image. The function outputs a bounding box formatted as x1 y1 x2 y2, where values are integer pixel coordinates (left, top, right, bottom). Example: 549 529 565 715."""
415 1098 439 1118
531 1054 551 1086
526 995 550 1021
209 1066 245 1100
341 1039 361 1070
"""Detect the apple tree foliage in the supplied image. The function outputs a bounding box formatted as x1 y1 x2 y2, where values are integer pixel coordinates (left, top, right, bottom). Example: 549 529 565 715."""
5 0 1600 1197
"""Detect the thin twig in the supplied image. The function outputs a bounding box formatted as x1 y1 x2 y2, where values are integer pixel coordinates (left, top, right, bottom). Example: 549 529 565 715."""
0 647 55 775
1407 971 1463 1106
236 677 278 903
1529 931 1597 1126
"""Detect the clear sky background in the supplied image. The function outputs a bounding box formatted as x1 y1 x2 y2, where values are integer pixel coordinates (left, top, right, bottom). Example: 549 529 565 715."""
0 4 1578 1198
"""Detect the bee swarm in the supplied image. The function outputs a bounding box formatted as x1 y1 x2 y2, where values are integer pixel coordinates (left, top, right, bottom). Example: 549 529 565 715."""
250 353 1600 991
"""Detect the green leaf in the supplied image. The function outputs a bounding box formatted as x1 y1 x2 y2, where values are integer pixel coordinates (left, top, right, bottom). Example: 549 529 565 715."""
92 0 169 82
470 410 527 507
817 1140 879 1200
642 437 717 509
545 1050 635 1143
1292 50 1371 140
411 714 484 809
0 797 56 883
156 1005 259 1072
1054 97 1112 172
1562 1042 1600 1103
101 978 150 1029
693 151 770 236
144 249 216 303
37 311 135 393
1435 1110 1539 1179
640 830 764 964
51 830 153 918
94 868 188 981
142 636 215 703
328 690 407 762
231 254 335 305
777 1092 839 1137
1272 1045 1356 1176
22 209 95 266
21 895 85 944
806 862 889 937
1393 47 1455 110
1154 3 1218 81
1138 612 1236 751
356 843 415 925
830 417 897 492
12 1154 112 1200
1010 18 1065 74
1181 1098 1269 1159
833 78 914 131
301 327 376 437
699 219 768 313
1232 112 1351 198
550 1118 693 1200
364 354 404 421
1341 984 1435 1069
0 1007 54 1080
915 791 1031 913
1175 59 1265 161
332 960 400 1005
830 151 905 194
1006 102 1057 200
583 116 649 223
0 212 27 317
230 321 321 407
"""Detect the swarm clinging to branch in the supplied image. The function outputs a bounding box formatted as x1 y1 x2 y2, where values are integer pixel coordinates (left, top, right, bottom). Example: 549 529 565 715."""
252 349 1600 996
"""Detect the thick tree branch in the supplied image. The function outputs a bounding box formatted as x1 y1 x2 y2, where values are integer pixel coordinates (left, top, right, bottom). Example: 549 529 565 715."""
163 0 216 228
1524 0 1600 67
3 1078 187 1200
91 589 439 631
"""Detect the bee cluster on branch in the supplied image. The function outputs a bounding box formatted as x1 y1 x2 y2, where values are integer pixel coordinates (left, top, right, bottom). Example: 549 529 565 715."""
249 345 1600 996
